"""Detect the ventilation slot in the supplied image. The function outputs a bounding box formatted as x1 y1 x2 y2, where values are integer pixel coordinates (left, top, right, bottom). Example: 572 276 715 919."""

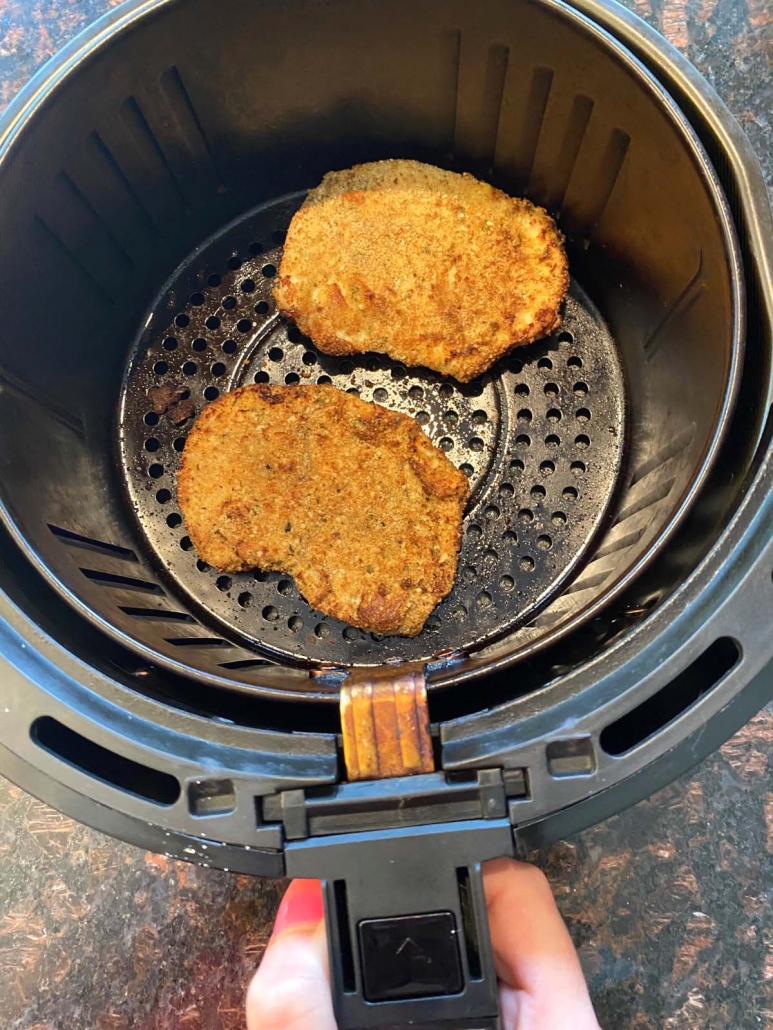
165 636 234 648
32 716 180 804
49 524 138 560
218 658 273 670
80 568 163 593
334 880 356 993
600 637 740 756
160 66 222 190
57 169 134 269
456 867 482 979
444 30 463 152
119 606 194 622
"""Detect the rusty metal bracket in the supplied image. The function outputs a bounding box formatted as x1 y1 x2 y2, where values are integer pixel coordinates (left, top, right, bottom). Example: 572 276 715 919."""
340 668 435 780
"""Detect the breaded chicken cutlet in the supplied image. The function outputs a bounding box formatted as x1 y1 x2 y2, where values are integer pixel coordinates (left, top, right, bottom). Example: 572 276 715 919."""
177 384 469 637
274 160 569 382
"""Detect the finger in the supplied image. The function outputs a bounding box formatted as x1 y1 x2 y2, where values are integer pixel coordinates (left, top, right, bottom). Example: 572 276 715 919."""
246 879 337 1030
483 858 599 1030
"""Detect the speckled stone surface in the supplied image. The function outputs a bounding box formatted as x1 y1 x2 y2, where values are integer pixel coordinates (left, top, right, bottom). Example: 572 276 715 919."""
0 0 772 1028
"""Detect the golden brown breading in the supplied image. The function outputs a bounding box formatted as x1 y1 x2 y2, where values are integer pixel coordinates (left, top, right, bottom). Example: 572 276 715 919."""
177 385 469 636
274 160 568 383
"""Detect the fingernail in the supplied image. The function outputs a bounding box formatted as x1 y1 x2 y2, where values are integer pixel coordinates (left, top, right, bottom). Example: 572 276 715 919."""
272 878 324 936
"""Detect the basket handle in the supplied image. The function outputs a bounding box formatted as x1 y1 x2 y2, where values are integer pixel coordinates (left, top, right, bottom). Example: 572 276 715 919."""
286 818 511 1030
283 668 512 1029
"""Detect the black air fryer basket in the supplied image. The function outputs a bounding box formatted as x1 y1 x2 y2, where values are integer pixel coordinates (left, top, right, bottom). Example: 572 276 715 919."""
0 0 771 1027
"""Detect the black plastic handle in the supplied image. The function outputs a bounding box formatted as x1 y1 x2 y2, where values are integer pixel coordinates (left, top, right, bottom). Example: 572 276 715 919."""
285 818 513 1030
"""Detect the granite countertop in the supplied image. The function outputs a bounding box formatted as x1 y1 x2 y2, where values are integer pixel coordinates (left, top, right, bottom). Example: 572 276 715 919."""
0 0 772 1028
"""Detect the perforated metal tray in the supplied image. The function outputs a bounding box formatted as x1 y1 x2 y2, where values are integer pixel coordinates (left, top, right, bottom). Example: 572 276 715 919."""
120 195 625 666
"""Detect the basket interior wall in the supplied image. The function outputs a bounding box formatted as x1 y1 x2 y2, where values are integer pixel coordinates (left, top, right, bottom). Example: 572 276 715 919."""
0 0 736 690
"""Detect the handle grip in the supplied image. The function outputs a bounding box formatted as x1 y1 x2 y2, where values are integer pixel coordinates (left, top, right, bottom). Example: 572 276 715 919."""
285 818 513 1030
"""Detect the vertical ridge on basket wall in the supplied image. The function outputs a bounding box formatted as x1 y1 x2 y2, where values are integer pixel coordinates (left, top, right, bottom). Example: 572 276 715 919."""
560 127 631 234
453 35 510 167
527 84 595 213
539 94 595 214
32 215 116 308
0 369 86 439
91 103 179 237
644 252 706 362
449 33 631 220
494 64 554 192
34 165 138 306
121 95 192 214
57 171 135 271
41 64 229 292
149 67 225 207
84 131 163 247
531 423 695 629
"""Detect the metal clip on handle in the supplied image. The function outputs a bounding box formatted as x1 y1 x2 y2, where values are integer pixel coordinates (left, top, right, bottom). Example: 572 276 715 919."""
283 670 513 1030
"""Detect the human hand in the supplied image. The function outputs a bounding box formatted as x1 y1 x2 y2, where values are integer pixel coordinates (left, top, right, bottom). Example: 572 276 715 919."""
246 857 600 1029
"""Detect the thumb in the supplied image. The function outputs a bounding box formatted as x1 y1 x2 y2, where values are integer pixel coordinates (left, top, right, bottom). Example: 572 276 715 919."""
247 879 337 1030
483 858 599 1030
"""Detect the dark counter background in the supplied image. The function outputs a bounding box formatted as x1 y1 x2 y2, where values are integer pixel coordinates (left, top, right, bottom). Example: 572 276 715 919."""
0 0 772 1027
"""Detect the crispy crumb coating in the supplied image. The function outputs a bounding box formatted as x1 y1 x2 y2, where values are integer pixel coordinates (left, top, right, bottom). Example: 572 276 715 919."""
178 384 469 636
275 160 569 382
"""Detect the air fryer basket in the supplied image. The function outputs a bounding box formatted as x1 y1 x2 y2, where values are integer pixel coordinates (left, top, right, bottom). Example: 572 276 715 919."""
0 0 742 700
0 0 772 1027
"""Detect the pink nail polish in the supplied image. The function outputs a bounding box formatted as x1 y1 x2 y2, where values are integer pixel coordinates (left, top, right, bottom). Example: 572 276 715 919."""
272 878 324 936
